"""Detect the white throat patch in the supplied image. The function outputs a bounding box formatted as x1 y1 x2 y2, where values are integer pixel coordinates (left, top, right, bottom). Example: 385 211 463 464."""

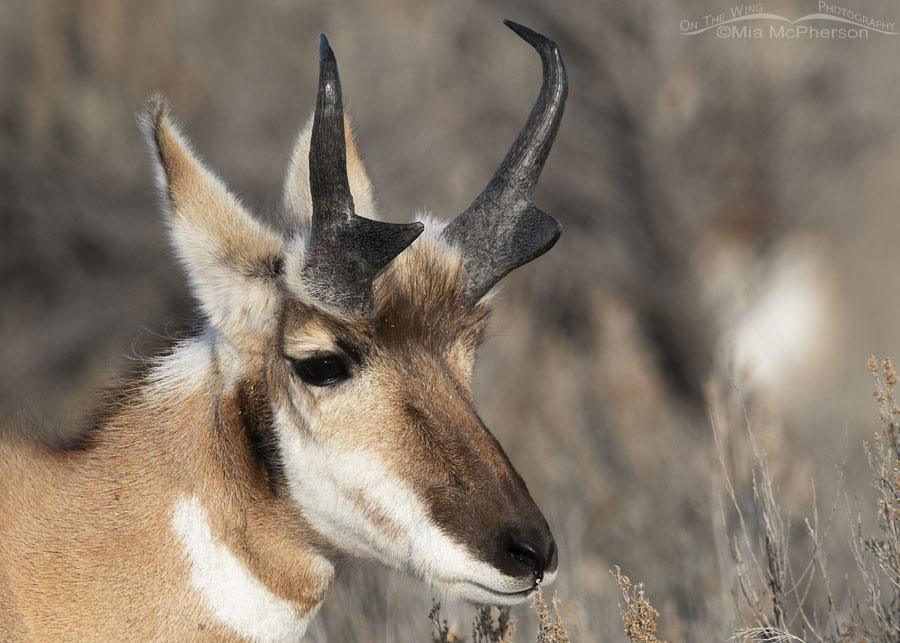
171 496 317 642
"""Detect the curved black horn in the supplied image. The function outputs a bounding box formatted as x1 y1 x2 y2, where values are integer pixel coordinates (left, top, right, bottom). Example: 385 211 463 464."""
442 20 567 302
304 35 424 317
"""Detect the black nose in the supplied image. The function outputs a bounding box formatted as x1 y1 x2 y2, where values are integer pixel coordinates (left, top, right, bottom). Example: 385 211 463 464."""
508 537 556 583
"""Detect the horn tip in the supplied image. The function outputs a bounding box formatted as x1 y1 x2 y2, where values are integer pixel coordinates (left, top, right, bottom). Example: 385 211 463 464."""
385 220 425 257
503 19 553 49
319 33 335 62
393 220 425 248
316 33 341 105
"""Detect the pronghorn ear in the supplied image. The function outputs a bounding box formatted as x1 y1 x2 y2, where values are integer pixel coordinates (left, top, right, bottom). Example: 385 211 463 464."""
282 112 379 228
141 95 285 340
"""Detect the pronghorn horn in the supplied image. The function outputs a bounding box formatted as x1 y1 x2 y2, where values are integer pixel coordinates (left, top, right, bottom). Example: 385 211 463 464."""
442 20 567 302
304 34 424 317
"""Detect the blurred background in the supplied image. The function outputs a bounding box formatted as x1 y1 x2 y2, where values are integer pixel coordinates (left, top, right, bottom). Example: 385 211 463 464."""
3 0 900 640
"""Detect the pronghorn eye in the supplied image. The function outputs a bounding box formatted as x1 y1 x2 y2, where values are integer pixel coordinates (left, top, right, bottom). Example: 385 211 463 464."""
291 354 350 386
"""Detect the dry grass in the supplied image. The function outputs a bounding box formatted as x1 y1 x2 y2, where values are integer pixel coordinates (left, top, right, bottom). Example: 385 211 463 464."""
845 357 900 640
710 358 900 643
430 602 517 643
472 605 517 643
429 586 572 643
530 583 570 643
712 378 843 642
430 600 462 643
611 567 666 643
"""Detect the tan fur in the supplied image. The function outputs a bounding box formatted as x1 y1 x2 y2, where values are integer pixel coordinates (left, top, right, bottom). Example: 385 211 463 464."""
1 89 555 638
1 348 335 639
0 235 490 638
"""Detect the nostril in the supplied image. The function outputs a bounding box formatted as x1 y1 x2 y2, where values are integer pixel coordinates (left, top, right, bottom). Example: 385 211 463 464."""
508 538 548 583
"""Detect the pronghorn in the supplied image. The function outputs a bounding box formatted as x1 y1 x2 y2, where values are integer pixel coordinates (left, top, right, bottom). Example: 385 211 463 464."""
0 20 566 641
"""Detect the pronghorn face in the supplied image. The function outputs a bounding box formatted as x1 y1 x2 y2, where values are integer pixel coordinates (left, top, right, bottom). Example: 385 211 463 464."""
268 234 557 604
143 22 565 606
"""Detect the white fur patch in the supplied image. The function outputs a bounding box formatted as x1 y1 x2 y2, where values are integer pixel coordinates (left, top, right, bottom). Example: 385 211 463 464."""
171 496 317 642
273 407 539 606
145 332 251 400
146 334 212 385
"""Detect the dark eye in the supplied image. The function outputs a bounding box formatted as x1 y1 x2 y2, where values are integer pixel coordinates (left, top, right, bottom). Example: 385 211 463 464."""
291 354 350 386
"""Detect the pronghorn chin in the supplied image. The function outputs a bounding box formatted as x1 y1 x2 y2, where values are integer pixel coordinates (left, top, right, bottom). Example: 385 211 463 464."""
433 571 558 607
1 20 566 640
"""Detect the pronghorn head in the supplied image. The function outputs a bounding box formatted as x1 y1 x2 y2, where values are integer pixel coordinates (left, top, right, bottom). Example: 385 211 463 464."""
142 21 566 606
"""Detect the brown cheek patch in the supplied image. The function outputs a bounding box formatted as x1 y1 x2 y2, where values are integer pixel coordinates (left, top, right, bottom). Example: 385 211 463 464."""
236 379 286 493
211 378 286 497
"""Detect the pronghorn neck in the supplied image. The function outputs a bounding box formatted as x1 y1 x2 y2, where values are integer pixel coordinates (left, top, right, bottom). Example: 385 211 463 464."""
138 335 336 638
2 23 566 640
168 495 332 641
